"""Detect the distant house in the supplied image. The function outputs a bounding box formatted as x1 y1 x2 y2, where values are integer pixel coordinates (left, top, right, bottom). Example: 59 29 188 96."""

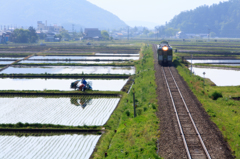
0 32 6 44
45 32 60 42
37 21 63 33
176 31 208 39
5 31 11 42
0 31 10 43
83 28 102 40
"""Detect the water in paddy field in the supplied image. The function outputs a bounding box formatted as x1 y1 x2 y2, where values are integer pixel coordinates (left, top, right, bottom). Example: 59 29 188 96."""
0 61 15 64
19 60 125 64
0 57 23 60
191 66 240 86
0 134 101 159
0 97 120 126
95 53 140 56
0 78 128 91
0 66 135 75
217 64 240 66
187 59 240 64
29 55 139 60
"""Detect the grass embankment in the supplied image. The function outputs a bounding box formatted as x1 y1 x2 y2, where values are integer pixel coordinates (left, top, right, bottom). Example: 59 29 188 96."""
93 45 161 159
173 59 240 158
0 123 101 130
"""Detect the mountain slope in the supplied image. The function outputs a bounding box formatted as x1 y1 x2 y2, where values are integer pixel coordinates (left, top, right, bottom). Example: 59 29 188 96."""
0 0 127 30
167 0 240 37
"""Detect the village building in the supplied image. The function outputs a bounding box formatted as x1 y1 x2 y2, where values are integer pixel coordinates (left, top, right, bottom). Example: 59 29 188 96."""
0 32 6 44
37 21 63 33
83 28 102 40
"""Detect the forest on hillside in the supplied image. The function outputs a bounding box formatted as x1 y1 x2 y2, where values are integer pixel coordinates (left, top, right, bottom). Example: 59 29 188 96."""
166 0 240 38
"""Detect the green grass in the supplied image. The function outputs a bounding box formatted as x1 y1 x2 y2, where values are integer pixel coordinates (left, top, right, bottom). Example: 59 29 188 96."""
93 44 161 159
173 58 240 158
0 122 101 130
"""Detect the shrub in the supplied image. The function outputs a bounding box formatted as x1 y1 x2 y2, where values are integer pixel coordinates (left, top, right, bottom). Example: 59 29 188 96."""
137 108 142 115
125 110 130 117
207 109 216 117
143 107 148 112
152 104 156 109
211 91 223 100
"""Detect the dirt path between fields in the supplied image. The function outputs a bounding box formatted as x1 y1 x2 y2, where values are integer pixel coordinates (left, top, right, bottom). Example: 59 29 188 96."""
153 45 233 159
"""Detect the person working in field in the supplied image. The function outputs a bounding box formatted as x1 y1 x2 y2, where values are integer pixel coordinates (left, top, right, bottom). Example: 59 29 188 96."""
79 78 87 91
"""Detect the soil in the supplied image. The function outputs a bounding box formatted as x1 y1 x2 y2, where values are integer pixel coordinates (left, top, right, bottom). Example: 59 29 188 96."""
153 45 234 159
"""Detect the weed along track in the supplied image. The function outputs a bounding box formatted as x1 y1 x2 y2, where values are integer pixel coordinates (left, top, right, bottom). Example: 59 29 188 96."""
162 66 210 159
153 44 233 159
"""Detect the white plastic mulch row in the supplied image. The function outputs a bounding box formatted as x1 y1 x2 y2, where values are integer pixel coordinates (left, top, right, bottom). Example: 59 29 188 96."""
0 135 101 159
0 97 120 126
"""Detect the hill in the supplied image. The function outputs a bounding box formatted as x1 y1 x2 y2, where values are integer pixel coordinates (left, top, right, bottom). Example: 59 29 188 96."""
167 0 240 37
0 0 127 30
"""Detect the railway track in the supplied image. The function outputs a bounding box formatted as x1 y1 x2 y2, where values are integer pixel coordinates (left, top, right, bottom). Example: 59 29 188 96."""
162 65 211 159
153 44 233 159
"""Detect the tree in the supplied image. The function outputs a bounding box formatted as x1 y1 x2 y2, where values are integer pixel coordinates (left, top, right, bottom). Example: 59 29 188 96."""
11 27 38 43
101 30 109 40
11 29 30 43
143 27 149 35
60 30 70 39
166 0 240 37
28 26 38 43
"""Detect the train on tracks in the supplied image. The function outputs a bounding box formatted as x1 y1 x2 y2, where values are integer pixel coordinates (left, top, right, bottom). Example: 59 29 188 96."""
157 42 173 65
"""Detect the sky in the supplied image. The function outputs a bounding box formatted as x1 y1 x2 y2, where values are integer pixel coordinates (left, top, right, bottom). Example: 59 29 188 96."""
87 0 229 29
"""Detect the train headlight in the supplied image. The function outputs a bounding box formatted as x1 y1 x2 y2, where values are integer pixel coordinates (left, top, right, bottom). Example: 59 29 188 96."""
162 46 168 51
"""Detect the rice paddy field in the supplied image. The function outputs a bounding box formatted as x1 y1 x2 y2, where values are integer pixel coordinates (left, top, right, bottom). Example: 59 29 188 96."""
0 97 120 126
0 134 101 159
28 55 139 60
0 57 23 60
19 60 127 64
0 42 142 158
0 61 15 65
0 78 128 91
187 59 240 64
0 65 135 75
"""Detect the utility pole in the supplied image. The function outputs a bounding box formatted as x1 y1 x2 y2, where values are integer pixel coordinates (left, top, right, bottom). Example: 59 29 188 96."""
133 89 136 118
191 54 193 75
72 24 74 33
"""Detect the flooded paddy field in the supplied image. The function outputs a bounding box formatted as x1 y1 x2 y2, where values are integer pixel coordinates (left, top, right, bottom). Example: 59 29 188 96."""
0 65 135 75
187 59 240 64
29 55 139 60
219 64 240 66
0 78 128 91
191 66 240 86
0 134 100 159
0 61 15 65
0 96 120 126
0 57 23 60
19 60 127 64
95 53 139 55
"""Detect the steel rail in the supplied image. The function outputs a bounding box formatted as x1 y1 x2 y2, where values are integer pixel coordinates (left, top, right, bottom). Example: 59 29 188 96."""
161 66 192 159
168 67 211 159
